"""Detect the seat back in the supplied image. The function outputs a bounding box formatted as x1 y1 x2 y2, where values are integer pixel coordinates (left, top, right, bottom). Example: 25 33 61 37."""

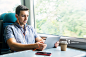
0 13 7 43
0 13 7 54
0 13 17 54
2 13 17 49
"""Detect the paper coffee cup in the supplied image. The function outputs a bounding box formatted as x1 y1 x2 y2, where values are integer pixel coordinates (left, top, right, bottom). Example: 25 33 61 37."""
60 41 68 51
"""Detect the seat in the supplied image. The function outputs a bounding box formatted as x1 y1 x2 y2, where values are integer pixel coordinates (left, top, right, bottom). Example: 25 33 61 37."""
3 13 17 48
0 13 17 54
0 13 7 42
0 13 7 55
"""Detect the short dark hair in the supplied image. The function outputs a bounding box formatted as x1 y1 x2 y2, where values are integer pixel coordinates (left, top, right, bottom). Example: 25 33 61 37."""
15 5 29 15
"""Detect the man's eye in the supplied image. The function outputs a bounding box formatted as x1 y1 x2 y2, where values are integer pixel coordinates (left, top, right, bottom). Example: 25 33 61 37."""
22 15 25 17
21 15 29 17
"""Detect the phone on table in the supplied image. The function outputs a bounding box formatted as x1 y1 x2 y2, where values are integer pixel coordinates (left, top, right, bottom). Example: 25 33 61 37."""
35 52 52 56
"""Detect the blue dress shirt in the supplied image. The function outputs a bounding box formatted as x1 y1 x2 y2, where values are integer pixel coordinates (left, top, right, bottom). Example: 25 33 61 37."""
4 22 39 44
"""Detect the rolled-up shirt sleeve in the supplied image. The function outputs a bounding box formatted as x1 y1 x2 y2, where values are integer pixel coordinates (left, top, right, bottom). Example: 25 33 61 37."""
33 29 40 38
30 26 40 38
4 25 15 42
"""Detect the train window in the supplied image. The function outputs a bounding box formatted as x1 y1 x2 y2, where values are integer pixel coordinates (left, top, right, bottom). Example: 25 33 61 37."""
0 0 21 14
34 0 86 38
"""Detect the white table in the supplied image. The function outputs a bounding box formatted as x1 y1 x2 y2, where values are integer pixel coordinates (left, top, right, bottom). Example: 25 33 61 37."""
0 46 86 57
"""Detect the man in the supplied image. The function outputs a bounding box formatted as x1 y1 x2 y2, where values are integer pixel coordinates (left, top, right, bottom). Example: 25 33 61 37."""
4 5 59 52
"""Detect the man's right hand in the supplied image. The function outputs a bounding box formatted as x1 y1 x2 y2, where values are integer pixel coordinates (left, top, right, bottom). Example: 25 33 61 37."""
34 43 47 51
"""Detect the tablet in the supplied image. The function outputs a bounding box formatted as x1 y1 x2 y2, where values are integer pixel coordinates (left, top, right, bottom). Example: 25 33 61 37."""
44 36 60 49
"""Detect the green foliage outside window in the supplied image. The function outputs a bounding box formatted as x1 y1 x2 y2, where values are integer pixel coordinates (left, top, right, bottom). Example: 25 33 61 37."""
34 0 86 38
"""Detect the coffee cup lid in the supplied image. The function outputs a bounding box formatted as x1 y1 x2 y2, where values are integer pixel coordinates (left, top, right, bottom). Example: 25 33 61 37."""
60 41 68 44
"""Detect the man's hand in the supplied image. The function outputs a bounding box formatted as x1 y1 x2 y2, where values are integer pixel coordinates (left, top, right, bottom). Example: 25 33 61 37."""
38 43 47 51
54 41 59 48
33 38 46 51
34 43 47 51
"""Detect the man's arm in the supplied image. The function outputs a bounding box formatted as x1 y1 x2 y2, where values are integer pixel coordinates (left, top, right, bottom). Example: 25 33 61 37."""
7 38 47 51
7 38 38 51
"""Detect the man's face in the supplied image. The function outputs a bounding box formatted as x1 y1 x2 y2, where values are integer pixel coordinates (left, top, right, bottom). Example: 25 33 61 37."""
17 10 29 25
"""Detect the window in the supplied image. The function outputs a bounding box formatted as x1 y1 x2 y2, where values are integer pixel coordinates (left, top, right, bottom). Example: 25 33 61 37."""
0 0 21 15
34 0 86 38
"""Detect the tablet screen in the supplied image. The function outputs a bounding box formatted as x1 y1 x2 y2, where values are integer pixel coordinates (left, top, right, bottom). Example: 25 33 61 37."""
44 36 60 49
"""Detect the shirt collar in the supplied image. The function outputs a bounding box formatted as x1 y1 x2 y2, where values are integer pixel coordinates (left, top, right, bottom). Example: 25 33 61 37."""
14 22 28 29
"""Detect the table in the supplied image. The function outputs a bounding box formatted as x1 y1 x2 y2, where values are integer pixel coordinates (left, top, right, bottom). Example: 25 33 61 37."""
0 46 86 57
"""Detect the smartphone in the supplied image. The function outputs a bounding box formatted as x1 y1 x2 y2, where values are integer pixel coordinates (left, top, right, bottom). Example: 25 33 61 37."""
35 52 52 56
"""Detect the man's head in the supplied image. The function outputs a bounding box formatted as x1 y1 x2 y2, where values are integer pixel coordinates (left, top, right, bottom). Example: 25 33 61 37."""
16 5 29 15
15 5 29 26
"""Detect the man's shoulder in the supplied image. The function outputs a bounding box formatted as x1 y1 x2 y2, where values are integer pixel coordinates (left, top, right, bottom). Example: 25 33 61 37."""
6 24 16 29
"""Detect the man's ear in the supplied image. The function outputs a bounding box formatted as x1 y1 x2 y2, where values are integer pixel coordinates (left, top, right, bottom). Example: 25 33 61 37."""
15 14 18 19
15 14 20 25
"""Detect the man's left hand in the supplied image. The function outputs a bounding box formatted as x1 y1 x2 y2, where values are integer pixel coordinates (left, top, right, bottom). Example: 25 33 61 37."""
55 41 59 48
